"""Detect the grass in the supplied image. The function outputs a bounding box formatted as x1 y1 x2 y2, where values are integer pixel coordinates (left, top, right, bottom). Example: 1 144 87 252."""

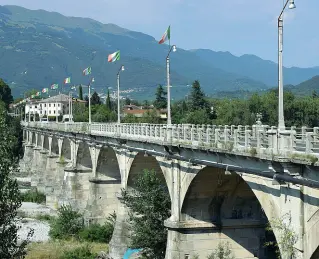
25 240 108 259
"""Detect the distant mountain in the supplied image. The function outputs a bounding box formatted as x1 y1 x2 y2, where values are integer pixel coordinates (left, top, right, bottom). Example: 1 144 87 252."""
0 5 268 100
287 75 319 96
0 5 318 100
191 49 319 86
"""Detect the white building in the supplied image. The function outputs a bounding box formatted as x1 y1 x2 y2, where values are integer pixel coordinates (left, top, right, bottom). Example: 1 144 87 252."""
25 94 86 121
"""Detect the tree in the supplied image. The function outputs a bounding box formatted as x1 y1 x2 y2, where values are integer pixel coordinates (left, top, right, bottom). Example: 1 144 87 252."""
121 170 171 259
78 85 83 100
153 85 167 110
0 78 13 109
84 95 89 107
189 80 209 112
142 100 150 109
91 92 101 105
125 97 131 105
106 90 112 111
0 101 33 258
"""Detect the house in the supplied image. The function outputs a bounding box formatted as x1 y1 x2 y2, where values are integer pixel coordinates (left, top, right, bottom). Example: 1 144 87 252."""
25 94 86 121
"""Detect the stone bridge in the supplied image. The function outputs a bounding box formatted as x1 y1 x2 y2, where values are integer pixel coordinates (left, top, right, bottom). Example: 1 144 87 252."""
21 121 319 259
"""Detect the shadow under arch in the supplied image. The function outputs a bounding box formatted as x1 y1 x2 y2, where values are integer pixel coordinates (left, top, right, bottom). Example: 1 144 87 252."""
43 135 49 151
180 166 277 259
51 135 59 155
96 146 121 181
31 132 36 145
311 246 319 259
61 138 71 161
76 141 92 169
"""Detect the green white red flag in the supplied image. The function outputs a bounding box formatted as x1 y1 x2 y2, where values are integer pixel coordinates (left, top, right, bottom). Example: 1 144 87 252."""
42 88 48 93
51 84 59 90
35 92 41 96
158 26 170 44
64 77 71 84
83 67 92 76
108 51 120 62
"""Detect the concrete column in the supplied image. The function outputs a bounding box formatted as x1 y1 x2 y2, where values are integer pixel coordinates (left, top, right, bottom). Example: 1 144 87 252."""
70 139 81 168
35 133 39 147
48 135 53 155
88 144 102 178
40 134 44 149
58 137 63 158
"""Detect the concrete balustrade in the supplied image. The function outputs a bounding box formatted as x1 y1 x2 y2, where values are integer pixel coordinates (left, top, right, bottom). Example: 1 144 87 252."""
21 121 319 159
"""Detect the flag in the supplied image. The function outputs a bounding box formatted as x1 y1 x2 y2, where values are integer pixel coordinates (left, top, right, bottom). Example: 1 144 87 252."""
83 67 92 76
64 77 71 84
51 84 59 90
158 26 170 44
42 88 48 93
108 50 120 62
36 92 41 96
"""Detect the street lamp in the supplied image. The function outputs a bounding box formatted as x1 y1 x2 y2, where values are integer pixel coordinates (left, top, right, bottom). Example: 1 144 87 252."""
166 44 177 125
117 65 125 124
88 78 95 124
278 0 296 130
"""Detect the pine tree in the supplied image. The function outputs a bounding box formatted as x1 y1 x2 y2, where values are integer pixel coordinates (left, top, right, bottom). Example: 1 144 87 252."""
91 92 101 105
189 80 209 111
153 85 167 110
106 90 112 111
78 85 83 100
0 78 13 109
0 102 33 258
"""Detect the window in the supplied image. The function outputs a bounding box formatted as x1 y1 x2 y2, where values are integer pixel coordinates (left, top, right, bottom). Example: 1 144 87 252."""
49 110 51 114
54 110 56 114
35 105 37 109
58 104 60 107
49 104 51 107
44 104 46 107
54 104 55 107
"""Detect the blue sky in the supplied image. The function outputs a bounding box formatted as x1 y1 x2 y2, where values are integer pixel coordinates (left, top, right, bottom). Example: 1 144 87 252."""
0 0 318 68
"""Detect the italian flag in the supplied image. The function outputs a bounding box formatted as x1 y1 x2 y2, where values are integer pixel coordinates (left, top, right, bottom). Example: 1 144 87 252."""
108 50 120 62
64 77 71 84
42 88 48 93
158 26 170 44
83 67 92 76
51 84 58 90
36 92 41 96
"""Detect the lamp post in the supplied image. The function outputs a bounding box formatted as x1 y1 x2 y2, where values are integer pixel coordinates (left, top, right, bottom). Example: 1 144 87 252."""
166 45 177 125
117 65 125 124
278 0 296 130
88 78 95 124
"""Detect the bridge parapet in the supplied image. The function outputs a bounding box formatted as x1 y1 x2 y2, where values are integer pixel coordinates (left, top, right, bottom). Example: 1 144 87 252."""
22 122 319 161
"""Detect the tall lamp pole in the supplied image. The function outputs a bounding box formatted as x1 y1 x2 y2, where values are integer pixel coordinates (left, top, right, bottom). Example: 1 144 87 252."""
88 78 95 124
166 45 177 125
278 0 296 130
117 65 125 124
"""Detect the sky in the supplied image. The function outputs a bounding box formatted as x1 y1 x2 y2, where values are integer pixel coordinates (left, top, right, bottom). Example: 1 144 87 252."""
0 0 318 68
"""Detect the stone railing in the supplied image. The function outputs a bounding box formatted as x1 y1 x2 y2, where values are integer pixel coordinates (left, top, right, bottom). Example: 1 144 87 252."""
22 121 319 159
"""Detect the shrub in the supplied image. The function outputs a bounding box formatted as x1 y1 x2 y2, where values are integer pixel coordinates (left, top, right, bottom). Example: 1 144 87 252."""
207 242 235 259
21 189 46 204
79 212 116 243
49 205 84 239
60 244 97 259
36 213 54 222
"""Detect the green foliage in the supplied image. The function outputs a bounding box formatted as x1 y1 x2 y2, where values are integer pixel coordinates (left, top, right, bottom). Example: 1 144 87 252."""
91 92 101 105
78 212 116 243
79 85 83 100
189 80 210 111
0 78 13 108
60 244 97 259
153 85 167 109
265 213 298 259
35 214 55 222
0 101 33 258
141 110 162 124
20 189 46 204
207 242 235 259
106 90 112 111
121 169 171 259
123 114 139 123
49 205 84 240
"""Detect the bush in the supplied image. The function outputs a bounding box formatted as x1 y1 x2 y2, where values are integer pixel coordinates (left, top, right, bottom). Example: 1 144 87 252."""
60 244 97 259
49 205 84 239
21 189 46 203
207 242 235 259
79 212 116 243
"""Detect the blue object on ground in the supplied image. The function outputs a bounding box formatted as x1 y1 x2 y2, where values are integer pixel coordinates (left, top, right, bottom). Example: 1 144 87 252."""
123 248 142 259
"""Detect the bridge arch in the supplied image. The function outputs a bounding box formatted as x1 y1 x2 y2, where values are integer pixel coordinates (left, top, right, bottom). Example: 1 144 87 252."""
180 166 277 259
61 138 71 161
76 141 92 169
96 146 121 181
51 135 59 155
43 135 49 150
